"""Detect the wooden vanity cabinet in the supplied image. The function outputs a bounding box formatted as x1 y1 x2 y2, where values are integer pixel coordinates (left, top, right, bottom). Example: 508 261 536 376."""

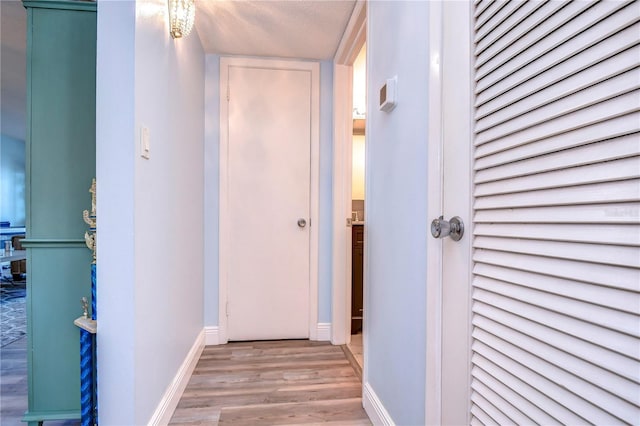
351 224 364 333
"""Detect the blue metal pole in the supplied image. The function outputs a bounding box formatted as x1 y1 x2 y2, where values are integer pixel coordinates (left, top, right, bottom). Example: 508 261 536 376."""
91 263 96 321
91 263 98 424
79 328 94 426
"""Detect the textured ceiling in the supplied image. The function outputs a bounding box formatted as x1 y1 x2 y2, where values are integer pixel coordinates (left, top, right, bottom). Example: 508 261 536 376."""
0 0 356 142
195 0 356 59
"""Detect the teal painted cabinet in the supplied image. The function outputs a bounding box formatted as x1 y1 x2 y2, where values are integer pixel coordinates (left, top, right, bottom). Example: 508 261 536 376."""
21 1 96 424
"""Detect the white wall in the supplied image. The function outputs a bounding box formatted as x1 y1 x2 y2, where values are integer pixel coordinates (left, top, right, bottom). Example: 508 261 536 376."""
352 135 365 200
96 0 205 424
353 44 366 118
203 58 334 328
365 1 430 424
0 134 25 226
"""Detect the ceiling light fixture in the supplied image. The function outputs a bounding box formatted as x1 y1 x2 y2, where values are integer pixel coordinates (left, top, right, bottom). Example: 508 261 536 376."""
168 0 195 39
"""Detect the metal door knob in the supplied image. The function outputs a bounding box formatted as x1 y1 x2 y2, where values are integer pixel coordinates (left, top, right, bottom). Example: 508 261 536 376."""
297 218 307 228
431 216 464 241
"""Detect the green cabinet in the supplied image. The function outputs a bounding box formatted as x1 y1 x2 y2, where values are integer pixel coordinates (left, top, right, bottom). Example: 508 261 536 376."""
21 1 96 424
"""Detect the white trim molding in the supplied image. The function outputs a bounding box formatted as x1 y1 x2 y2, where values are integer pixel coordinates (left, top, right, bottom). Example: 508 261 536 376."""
363 382 395 426
204 326 222 346
148 329 205 425
219 57 321 343
315 323 331 341
331 0 366 347
334 0 367 65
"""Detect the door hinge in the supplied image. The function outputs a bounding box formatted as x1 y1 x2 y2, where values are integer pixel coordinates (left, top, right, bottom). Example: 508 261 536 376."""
347 218 353 227
227 85 230 101
226 301 229 317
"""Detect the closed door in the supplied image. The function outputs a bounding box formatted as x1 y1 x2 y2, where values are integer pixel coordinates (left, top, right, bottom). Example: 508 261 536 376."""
440 1 640 424
225 62 312 341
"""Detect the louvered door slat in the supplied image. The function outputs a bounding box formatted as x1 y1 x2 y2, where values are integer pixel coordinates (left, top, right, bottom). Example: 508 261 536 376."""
475 1 636 94
475 0 510 33
473 286 640 359
474 302 640 384
473 340 608 424
474 179 640 210
473 329 628 424
472 354 575 425
472 365 552 425
475 0 495 20
475 114 640 167
475 90 640 147
472 379 532 425
475 222 640 247
474 202 640 224
475 236 640 267
476 60 640 133
471 1 640 423
473 250 640 291
474 0 523 44
474 263 640 315
474 279 639 336
475 0 574 69
474 314 640 407
475 157 640 197
475 133 640 183
471 390 514 425
476 45 640 122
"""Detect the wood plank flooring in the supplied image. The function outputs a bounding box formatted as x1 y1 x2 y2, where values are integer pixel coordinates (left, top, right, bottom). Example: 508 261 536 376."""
170 340 371 425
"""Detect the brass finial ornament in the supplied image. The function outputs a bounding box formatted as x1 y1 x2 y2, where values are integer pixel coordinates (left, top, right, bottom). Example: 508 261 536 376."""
83 179 97 263
82 179 96 228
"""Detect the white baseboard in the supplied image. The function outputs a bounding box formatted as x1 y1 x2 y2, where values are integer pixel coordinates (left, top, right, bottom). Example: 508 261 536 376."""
316 322 331 341
148 329 205 426
363 382 395 426
204 326 222 345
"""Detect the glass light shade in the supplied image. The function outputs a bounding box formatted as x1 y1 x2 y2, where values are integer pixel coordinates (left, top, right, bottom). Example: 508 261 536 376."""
169 0 195 39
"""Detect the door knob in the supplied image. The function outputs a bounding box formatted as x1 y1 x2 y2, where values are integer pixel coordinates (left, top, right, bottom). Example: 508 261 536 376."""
430 216 464 241
297 218 307 228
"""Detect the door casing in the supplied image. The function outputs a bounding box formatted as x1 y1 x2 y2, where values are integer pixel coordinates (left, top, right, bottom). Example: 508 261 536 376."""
218 57 321 343
331 0 366 347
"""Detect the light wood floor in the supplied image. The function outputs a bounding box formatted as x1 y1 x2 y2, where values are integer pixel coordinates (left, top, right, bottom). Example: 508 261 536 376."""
170 340 371 425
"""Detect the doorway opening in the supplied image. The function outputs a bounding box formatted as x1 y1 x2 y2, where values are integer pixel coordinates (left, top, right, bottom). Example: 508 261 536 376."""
346 43 366 372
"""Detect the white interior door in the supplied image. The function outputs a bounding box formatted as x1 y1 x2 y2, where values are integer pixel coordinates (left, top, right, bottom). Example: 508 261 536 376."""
437 1 640 424
225 62 312 341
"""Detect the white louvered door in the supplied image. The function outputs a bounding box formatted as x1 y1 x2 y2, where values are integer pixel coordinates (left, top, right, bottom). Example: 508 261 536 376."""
469 0 640 424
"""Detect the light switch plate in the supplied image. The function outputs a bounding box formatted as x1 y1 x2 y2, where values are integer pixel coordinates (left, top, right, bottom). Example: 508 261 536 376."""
140 126 150 159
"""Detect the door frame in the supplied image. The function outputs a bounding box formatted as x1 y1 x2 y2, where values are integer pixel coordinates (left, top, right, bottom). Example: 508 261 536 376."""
424 1 474 424
331 0 366 346
218 56 321 343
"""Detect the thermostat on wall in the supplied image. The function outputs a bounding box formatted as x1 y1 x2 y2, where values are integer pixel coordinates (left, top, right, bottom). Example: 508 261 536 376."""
379 76 397 112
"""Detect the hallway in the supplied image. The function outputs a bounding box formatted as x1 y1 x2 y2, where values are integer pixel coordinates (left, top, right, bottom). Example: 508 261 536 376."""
170 340 370 425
